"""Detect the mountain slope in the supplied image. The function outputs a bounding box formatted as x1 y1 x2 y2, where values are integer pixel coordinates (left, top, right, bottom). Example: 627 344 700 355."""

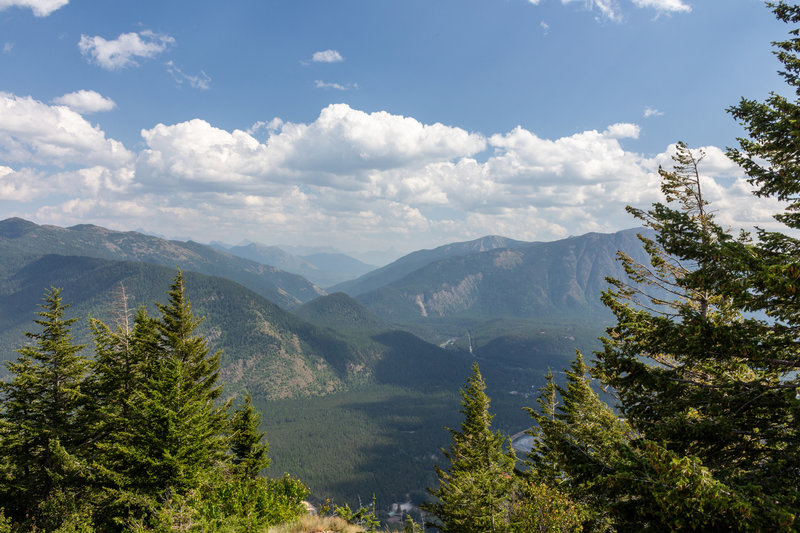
0 247 467 399
294 292 390 332
355 228 653 322
330 235 530 296
0 218 324 308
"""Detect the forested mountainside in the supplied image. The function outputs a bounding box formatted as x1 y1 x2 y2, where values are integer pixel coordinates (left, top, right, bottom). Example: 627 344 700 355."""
294 292 390 332
354 228 653 323
0 248 468 400
0 218 324 309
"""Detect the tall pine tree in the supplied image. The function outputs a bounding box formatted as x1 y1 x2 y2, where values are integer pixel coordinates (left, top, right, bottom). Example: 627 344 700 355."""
423 363 517 533
591 1 800 522
0 288 89 525
105 272 229 516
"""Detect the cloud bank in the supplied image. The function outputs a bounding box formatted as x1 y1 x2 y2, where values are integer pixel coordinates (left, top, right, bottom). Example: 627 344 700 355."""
0 92 782 253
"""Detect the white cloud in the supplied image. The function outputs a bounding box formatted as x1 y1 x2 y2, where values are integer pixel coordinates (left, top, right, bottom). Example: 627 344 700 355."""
3 42 12 53
604 123 640 139
0 0 67 16
558 0 690 21
529 0 541 4
312 49 344 63
644 106 663 118
166 61 211 90
52 90 116 114
631 0 691 13
3 97 790 252
0 92 132 167
78 30 174 70
561 0 622 22
0 165 40 201
266 104 486 176
314 80 356 91
540 21 550 34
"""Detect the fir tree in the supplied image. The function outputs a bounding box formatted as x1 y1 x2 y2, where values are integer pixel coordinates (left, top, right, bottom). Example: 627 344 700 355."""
0 288 89 524
423 363 517 533
108 271 229 513
527 354 768 531
229 392 270 479
590 2 800 518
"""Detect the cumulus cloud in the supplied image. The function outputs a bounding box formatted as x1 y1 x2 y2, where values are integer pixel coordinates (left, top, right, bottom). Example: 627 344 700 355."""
604 123 640 139
0 0 67 16
311 49 344 63
52 90 116 114
4 96 790 252
166 61 211 90
78 30 174 70
0 92 133 168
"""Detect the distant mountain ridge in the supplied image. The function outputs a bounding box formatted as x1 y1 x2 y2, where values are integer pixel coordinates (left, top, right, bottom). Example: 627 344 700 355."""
330 235 531 296
217 242 375 287
353 228 653 323
0 218 324 309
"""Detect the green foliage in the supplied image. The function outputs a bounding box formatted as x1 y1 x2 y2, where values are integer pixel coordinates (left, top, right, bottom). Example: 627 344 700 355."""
113 271 230 504
527 354 774 530
509 481 585 533
334 496 381 532
526 6 800 525
0 274 307 532
0 287 90 525
423 363 517 533
589 7 800 517
402 513 424 533
230 393 271 479
138 470 308 532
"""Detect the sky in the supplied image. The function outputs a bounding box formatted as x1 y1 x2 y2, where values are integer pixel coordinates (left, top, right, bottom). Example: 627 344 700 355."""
0 0 793 260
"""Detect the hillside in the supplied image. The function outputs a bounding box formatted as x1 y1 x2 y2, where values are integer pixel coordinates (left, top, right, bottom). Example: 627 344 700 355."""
330 235 530 296
0 218 324 309
354 228 652 323
294 292 389 332
0 248 468 400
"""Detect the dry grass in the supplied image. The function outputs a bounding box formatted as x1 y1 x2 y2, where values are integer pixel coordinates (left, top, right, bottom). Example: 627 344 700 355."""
267 515 366 533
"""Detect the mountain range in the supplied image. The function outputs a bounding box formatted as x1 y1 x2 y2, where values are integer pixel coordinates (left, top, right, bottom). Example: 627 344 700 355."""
0 216 655 508
0 217 324 309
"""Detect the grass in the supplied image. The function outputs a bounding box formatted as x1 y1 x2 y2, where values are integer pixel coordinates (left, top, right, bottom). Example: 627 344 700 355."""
268 515 365 533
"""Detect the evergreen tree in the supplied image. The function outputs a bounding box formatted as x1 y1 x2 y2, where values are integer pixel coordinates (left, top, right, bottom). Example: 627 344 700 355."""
590 2 800 520
423 363 517 533
0 288 90 524
229 392 270 479
528 354 774 530
108 271 229 515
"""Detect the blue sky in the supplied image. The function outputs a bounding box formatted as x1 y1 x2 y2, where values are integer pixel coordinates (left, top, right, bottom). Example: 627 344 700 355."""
0 0 791 259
